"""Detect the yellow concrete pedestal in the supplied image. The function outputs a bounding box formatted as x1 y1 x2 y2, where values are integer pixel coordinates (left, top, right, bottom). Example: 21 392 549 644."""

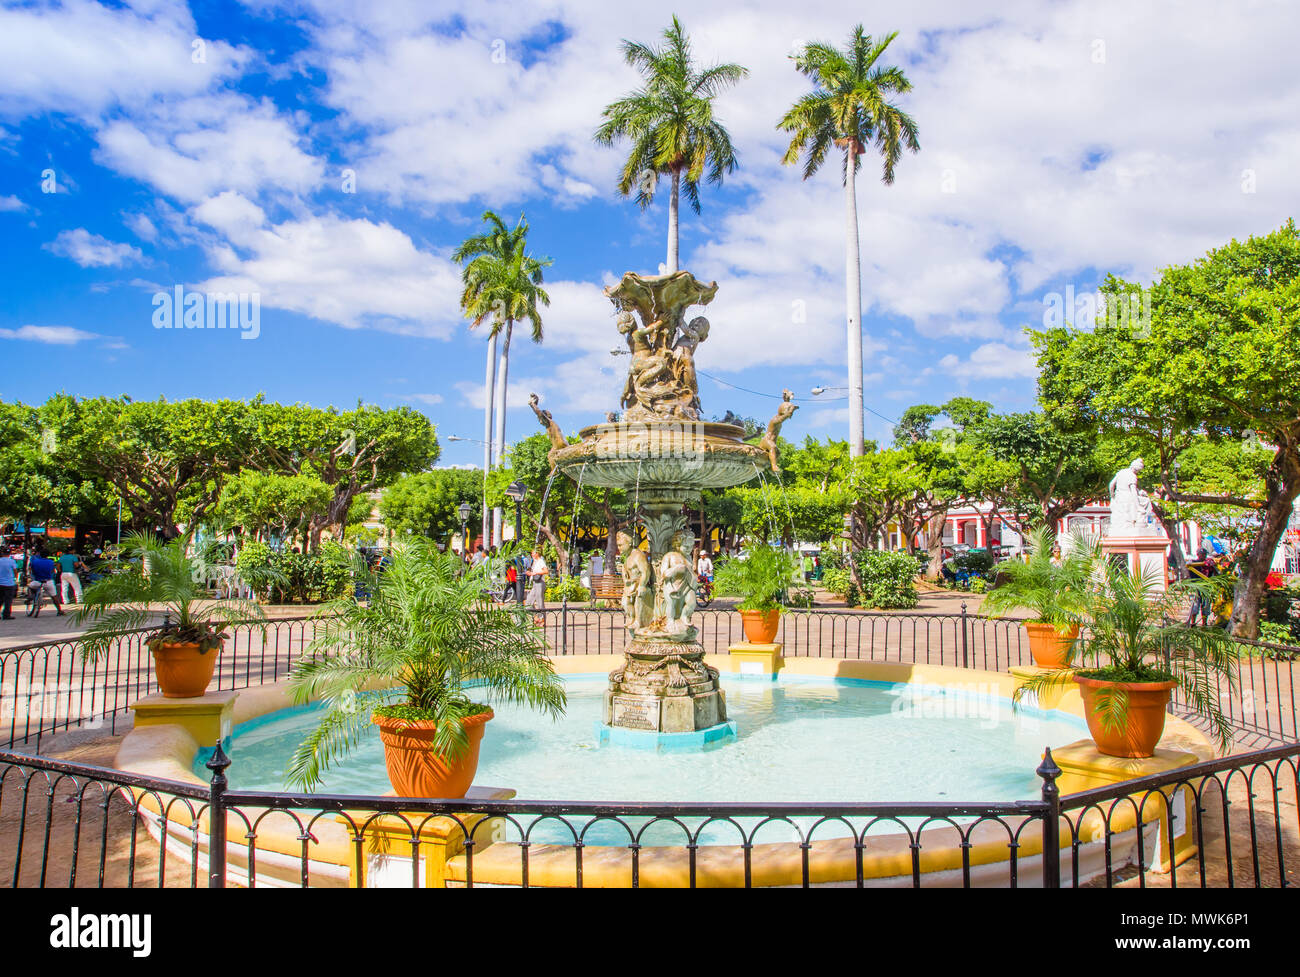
729 642 783 678
1008 666 1079 711
1052 739 1200 873
339 786 516 888
130 690 238 749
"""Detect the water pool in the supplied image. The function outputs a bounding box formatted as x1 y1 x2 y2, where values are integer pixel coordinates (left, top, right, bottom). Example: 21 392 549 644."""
207 675 1085 845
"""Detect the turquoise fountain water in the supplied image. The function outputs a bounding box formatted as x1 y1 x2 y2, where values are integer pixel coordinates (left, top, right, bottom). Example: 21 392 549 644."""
205 674 1085 846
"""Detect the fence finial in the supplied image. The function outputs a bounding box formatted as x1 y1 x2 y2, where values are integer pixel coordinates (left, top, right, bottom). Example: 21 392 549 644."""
206 739 231 781
1036 746 1062 795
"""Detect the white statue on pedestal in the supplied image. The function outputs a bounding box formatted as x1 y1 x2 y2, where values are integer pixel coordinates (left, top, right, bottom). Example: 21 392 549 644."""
1107 458 1160 537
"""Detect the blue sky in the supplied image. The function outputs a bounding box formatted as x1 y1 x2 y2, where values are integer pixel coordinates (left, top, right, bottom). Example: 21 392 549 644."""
1 0 1297 468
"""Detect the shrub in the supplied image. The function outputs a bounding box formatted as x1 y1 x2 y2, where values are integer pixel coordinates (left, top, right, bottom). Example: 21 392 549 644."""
789 587 816 609
969 576 988 594
545 574 590 603
951 548 996 579
235 541 352 604
821 566 852 599
855 550 919 609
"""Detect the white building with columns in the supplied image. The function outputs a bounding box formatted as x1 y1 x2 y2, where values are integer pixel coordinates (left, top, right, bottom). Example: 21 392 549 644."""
882 499 1298 571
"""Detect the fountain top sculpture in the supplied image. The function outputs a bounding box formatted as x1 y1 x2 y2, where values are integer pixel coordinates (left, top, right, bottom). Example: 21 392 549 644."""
607 270 717 422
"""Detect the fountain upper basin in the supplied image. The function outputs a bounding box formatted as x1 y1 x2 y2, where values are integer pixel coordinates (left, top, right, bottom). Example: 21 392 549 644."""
551 420 770 495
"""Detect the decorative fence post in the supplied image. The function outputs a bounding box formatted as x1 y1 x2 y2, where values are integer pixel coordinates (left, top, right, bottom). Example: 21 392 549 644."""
1037 747 1062 889
959 601 970 670
561 597 569 655
206 741 231 889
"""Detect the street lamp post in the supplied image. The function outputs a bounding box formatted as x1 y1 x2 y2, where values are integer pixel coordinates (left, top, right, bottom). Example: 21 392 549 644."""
457 501 472 554
448 434 493 549
505 480 528 603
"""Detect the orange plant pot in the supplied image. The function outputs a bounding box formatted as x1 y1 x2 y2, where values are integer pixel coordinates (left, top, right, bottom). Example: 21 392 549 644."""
1074 675 1178 758
151 641 221 698
740 609 781 644
1023 622 1080 669
374 711 493 799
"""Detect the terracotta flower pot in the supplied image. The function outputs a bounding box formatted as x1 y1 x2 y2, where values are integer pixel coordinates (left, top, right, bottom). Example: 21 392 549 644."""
740 608 781 644
1024 621 1079 669
1074 675 1178 758
374 711 493 799
151 641 221 698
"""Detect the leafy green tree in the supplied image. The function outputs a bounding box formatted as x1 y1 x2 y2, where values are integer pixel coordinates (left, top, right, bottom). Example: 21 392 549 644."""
38 395 255 536
0 401 116 546
1035 221 1300 636
977 411 1108 532
380 469 483 545
595 15 747 273
215 470 334 546
238 400 439 547
779 27 919 457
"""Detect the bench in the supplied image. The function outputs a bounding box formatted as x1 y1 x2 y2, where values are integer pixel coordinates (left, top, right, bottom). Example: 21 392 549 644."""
591 573 623 604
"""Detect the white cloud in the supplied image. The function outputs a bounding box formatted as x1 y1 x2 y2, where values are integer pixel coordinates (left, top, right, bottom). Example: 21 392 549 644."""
0 324 100 345
939 343 1038 380
0 195 24 212
123 212 158 241
45 228 144 268
406 393 445 405
193 193 461 334
95 96 323 204
0 0 248 121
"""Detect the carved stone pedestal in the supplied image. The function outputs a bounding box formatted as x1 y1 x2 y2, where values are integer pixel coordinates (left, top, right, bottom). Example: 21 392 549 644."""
602 631 728 734
1102 534 1172 591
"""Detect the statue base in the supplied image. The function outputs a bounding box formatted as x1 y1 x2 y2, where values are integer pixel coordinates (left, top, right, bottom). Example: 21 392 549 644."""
602 635 728 734
1101 535 1172 591
594 719 737 752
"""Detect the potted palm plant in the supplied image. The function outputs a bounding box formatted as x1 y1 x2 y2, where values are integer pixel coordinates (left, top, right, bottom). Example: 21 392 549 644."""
285 541 566 797
75 532 269 698
711 543 799 644
1015 559 1239 757
982 527 1097 668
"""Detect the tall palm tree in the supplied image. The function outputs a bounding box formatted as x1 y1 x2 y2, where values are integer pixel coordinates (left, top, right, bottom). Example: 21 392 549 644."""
453 212 551 544
595 16 746 274
778 28 919 457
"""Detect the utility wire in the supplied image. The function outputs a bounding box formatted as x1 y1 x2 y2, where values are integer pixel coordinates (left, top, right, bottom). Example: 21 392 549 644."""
698 370 898 426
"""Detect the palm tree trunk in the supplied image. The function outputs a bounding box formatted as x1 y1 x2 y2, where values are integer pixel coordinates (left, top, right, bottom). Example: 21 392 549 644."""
482 330 498 548
667 169 680 274
844 148 865 458
493 320 514 544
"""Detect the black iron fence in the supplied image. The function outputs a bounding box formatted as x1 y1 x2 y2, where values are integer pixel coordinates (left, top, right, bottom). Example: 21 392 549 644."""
1 741 1295 888
4 608 1298 751
0 617 327 752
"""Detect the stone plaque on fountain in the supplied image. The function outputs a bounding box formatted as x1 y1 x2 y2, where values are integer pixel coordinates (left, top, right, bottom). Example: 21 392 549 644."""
549 269 775 742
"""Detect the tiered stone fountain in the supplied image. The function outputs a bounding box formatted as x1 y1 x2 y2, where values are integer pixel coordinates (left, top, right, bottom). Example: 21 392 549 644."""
543 270 793 745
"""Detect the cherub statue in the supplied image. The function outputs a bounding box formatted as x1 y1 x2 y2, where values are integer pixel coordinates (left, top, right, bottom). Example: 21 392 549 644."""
669 315 709 415
759 389 799 473
622 329 676 413
528 393 567 452
615 309 638 352
617 531 653 633
659 532 698 634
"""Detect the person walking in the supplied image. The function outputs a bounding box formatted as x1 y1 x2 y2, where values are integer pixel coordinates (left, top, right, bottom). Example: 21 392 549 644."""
524 548 549 623
0 548 17 620
56 549 85 604
1185 547 1217 627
